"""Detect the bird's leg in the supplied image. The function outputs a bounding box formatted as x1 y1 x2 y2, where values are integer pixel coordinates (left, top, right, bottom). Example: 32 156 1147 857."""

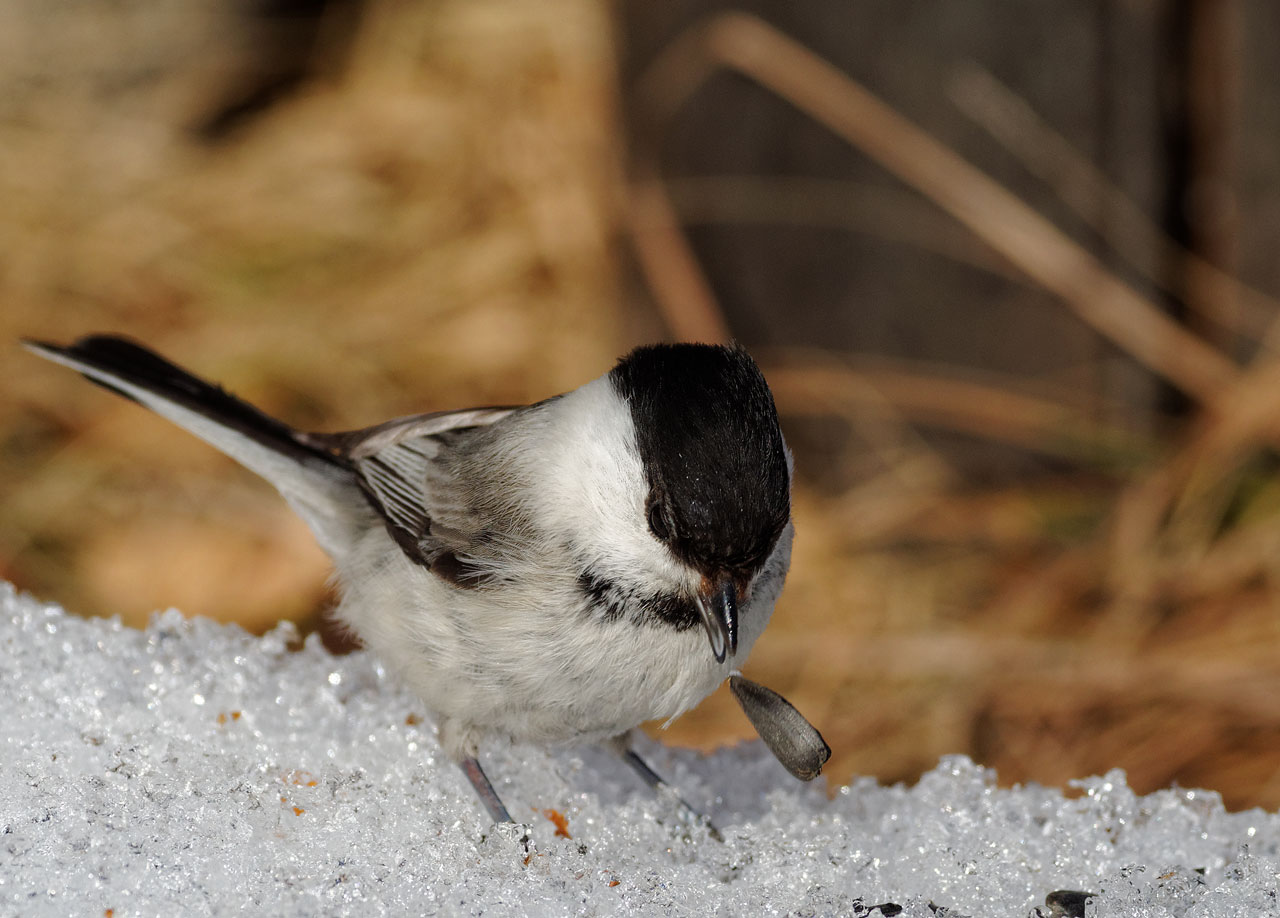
617 743 665 793
611 734 723 841
459 756 513 824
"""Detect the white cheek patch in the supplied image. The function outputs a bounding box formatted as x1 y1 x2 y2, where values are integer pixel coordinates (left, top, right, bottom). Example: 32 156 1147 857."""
520 378 697 594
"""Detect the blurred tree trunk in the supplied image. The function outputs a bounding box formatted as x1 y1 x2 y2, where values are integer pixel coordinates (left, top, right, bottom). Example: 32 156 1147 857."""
1160 0 1241 416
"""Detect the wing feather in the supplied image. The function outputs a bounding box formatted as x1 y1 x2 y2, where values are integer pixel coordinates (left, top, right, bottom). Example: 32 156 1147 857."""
302 406 518 579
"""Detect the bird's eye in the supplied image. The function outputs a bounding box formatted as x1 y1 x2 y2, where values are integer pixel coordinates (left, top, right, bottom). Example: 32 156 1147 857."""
646 496 670 542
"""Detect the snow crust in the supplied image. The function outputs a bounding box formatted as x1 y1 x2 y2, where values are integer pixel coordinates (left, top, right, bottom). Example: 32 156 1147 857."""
3 581 1279 917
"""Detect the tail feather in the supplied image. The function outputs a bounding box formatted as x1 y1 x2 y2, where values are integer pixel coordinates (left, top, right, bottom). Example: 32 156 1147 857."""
24 335 340 468
24 334 364 558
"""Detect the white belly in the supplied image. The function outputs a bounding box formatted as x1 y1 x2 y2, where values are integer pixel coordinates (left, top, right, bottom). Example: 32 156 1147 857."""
332 524 792 759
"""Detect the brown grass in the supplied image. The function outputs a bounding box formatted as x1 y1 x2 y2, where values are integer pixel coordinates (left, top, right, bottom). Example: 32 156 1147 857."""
7 4 1280 812
3 0 623 630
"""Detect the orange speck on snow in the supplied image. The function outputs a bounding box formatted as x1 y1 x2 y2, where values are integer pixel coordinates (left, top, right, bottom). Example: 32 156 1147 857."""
540 808 571 838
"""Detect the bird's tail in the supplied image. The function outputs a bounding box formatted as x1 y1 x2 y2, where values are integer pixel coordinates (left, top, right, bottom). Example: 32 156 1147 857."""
24 334 366 558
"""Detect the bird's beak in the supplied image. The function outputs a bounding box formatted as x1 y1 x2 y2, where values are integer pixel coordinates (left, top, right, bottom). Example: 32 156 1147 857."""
695 575 738 663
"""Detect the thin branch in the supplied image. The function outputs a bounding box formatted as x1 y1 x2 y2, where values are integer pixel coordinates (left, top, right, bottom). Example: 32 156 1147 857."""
627 170 731 343
635 12 1241 402
947 62 1276 345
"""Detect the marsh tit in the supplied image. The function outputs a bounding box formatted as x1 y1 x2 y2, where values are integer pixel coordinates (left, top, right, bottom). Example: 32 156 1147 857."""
25 335 829 824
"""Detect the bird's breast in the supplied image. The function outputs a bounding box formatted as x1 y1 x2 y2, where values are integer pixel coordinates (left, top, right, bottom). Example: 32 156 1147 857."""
333 521 792 747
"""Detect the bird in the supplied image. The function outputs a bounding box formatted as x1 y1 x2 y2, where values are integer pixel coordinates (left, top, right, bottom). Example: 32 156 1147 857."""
24 334 829 825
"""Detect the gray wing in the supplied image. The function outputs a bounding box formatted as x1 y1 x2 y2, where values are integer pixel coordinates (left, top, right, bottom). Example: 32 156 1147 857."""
300 407 518 584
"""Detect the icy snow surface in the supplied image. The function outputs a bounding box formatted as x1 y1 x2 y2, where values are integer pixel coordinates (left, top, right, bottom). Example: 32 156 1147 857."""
3 583 1280 917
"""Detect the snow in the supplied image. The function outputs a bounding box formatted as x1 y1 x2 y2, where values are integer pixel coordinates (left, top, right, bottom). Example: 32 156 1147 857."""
2 581 1278 917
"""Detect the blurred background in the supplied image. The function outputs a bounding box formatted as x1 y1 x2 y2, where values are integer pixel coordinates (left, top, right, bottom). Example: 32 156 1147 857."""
6 0 1280 810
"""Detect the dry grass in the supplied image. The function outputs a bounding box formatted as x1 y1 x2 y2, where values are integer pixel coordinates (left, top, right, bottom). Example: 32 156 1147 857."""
8 4 1280 813
3 0 623 629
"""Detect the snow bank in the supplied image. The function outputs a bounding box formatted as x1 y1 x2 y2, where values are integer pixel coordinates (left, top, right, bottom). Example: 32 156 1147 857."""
2 582 1277 917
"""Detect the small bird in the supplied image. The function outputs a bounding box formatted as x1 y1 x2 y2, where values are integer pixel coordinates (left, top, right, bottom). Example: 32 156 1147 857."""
25 335 829 824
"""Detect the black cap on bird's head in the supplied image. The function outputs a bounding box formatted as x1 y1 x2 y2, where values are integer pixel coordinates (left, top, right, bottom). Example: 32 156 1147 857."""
610 343 791 662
